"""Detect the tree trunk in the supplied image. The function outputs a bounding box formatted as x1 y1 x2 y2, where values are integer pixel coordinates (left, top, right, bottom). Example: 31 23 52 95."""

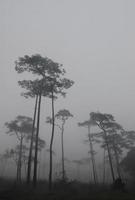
38 151 42 180
88 125 98 184
27 95 38 184
103 129 115 182
16 158 19 182
61 122 65 181
88 157 91 184
112 137 121 179
17 136 23 183
49 90 55 191
114 148 121 179
102 149 106 184
33 94 42 187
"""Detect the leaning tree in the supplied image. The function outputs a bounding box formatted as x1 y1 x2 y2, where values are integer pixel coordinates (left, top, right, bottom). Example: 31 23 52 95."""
94 120 134 182
89 112 134 182
90 112 116 182
5 116 33 182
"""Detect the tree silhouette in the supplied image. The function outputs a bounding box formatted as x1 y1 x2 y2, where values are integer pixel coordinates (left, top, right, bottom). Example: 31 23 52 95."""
78 118 98 184
89 112 132 182
46 79 74 190
5 116 33 182
18 79 50 185
55 109 73 181
90 112 116 182
106 129 124 179
15 54 74 189
46 110 73 182
9 145 29 179
15 54 63 187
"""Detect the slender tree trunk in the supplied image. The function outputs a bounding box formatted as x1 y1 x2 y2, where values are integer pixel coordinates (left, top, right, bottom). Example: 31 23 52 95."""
0 160 7 178
33 94 42 187
61 122 65 181
38 151 42 181
17 136 23 182
27 95 38 184
49 90 55 191
103 129 115 182
16 159 19 182
24 162 27 179
43 148 46 179
88 157 91 184
103 149 106 184
88 125 98 184
115 151 121 179
112 138 121 179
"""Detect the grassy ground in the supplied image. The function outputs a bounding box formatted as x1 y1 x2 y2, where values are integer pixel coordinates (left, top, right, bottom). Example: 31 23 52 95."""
0 178 134 200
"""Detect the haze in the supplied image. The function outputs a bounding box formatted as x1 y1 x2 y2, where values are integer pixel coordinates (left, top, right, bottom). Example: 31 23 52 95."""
0 0 135 181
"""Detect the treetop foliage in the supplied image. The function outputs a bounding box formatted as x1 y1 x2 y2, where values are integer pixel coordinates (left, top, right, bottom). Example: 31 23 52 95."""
55 109 73 121
18 79 53 98
15 54 65 78
78 112 135 161
90 112 114 125
101 122 123 131
16 55 74 99
5 116 33 137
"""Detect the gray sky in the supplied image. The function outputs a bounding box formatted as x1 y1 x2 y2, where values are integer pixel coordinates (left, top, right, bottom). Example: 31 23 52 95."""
0 0 135 161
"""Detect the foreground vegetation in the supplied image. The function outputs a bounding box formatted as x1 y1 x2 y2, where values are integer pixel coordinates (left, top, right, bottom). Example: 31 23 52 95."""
0 178 135 200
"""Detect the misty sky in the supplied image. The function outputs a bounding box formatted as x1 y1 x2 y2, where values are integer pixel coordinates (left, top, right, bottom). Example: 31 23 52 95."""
0 0 135 162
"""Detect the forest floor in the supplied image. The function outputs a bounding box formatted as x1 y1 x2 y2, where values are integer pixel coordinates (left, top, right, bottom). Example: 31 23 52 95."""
0 179 135 200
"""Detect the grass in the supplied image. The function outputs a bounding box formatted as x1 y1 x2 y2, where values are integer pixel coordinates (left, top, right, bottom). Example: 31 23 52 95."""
0 178 134 200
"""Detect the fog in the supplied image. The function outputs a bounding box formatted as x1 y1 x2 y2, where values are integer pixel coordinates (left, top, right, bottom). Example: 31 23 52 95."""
0 0 135 184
